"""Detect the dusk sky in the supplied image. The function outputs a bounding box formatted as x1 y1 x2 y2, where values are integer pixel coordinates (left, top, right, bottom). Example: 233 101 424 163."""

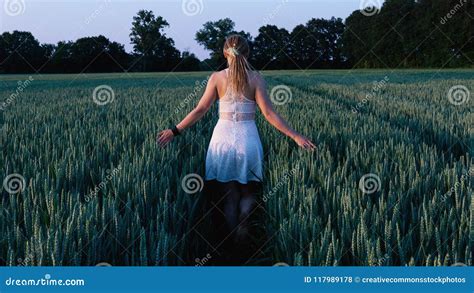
0 0 384 59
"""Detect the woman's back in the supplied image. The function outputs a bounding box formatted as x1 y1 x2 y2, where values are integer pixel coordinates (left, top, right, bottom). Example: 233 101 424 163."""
215 68 257 102
216 69 257 122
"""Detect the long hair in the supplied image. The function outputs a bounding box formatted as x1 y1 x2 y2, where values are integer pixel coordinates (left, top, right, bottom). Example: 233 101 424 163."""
223 35 252 94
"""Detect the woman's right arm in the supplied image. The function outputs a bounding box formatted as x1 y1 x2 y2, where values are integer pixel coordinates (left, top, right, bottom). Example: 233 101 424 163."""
254 74 316 150
157 73 218 147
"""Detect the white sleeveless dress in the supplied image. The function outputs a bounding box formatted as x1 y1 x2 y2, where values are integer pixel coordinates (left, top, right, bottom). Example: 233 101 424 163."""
205 70 264 184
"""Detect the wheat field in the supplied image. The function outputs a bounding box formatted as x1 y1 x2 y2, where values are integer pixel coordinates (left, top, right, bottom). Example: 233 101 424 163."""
0 70 472 266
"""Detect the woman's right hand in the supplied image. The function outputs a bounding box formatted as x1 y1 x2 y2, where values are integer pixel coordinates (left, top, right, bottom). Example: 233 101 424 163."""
293 134 316 150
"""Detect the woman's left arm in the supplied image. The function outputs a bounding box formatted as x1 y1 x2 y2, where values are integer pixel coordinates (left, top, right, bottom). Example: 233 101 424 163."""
157 73 218 147
254 74 316 150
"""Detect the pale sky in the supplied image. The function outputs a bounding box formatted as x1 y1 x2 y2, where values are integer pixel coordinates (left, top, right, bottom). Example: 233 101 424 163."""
0 0 384 59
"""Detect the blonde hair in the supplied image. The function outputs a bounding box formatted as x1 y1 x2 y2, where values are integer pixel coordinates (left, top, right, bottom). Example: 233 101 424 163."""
224 35 252 94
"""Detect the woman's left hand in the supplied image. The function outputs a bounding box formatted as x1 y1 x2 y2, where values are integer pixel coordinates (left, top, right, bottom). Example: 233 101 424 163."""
157 129 174 147
293 134 316 150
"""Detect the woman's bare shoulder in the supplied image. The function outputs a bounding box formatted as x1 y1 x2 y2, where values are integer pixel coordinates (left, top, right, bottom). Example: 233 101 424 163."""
210 69 227 82
248 70 265 87
207 70 225 84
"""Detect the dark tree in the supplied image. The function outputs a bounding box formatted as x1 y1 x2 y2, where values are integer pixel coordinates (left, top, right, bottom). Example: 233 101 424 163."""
41 44 55 62
176 51 201 71
42 36 129 73
343 0 473 68
252 25 291 70
48 41 74 73
130 10 180 71
287 24 313 69
287 18 346 69
307 17 345 68
195 18 234 62
343 10 376 68
0 31 48 73
68 35 129 72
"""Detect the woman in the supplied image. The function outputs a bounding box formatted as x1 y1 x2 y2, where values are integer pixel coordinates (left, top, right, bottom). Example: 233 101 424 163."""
158 35 315 262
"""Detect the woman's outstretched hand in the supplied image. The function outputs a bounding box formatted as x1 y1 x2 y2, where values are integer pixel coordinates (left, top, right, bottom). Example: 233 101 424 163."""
293 134 316 150
157 129 174 147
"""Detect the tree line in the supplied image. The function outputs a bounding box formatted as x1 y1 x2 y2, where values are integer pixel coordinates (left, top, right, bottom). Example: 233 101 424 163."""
344 0 473 68
0 0 472 73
